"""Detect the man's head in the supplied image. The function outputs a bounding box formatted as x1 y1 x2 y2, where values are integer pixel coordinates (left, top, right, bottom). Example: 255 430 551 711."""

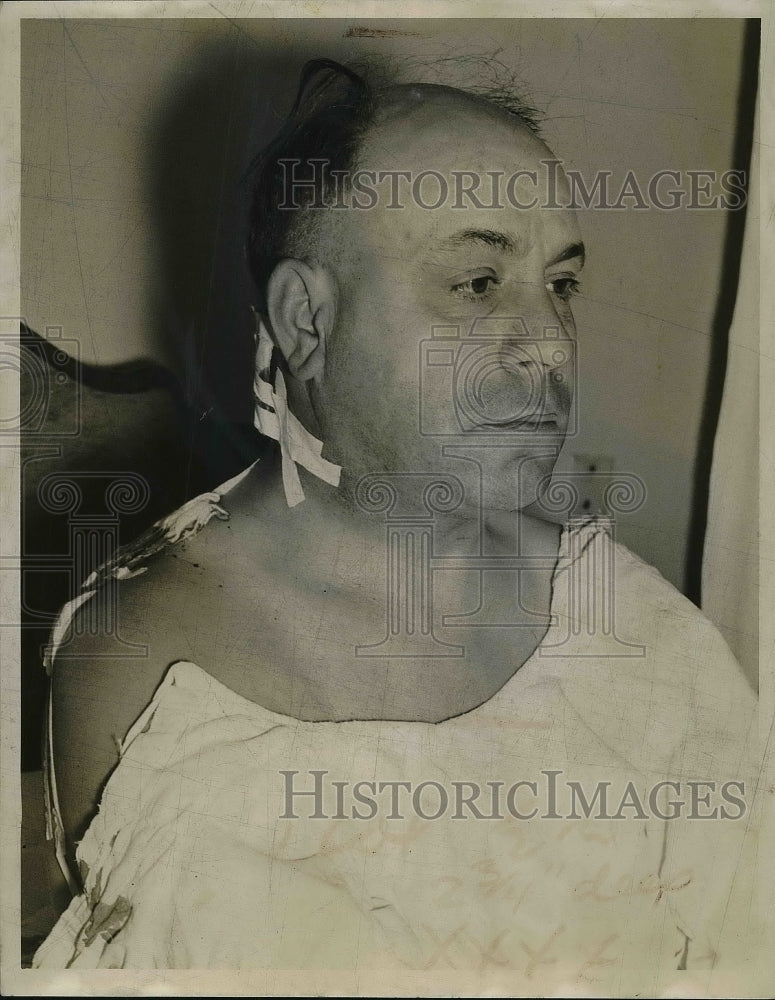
247 60 584 513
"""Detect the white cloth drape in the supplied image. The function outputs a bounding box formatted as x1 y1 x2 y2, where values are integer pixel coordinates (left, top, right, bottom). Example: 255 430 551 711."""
701 101 760 690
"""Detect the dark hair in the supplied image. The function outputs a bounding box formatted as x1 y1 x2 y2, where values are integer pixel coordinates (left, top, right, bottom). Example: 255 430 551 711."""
246 59 378 316
245 58 543 315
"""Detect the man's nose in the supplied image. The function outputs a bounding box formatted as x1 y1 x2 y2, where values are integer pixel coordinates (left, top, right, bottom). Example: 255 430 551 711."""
470 312 573 373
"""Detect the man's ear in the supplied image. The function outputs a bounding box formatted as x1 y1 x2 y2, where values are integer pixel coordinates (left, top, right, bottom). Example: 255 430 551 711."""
265 260 337 381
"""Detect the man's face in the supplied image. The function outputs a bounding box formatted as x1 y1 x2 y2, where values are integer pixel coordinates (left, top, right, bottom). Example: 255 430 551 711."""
312 88 584 515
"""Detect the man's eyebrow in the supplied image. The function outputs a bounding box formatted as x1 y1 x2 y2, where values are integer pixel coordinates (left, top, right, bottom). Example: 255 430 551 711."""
435 229 521 254
546 242 586 268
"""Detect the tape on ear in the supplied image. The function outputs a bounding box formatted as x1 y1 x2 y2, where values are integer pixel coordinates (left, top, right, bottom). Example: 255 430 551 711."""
252 310 342 507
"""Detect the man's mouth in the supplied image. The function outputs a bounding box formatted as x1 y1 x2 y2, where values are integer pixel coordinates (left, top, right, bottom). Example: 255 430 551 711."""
478 414 561 431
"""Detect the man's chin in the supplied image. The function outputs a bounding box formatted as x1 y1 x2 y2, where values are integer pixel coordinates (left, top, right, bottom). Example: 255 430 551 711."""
480 480 544 516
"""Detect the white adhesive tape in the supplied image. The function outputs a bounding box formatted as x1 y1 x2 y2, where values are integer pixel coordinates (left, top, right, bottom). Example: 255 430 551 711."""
252 312 342 507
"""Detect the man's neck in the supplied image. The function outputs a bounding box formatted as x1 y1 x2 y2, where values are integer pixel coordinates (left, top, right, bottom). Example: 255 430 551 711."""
235 448 561 564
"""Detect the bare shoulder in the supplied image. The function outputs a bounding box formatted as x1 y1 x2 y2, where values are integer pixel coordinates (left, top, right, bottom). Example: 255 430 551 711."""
50 530 233 868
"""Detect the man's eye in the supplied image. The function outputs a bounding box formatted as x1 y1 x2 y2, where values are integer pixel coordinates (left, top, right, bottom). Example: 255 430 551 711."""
451 275 501 300
546 276 581 302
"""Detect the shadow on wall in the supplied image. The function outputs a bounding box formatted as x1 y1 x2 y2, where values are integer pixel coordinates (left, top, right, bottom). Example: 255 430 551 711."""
145 41 306 429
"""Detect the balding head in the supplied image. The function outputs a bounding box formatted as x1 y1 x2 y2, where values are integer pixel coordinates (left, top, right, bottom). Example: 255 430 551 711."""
373 80 537 133
246 60 543 315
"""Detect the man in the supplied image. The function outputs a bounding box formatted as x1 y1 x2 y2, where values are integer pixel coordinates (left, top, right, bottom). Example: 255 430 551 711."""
35 62 758 988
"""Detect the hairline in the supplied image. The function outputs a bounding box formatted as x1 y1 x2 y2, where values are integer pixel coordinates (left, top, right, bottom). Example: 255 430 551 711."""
283 83 546 266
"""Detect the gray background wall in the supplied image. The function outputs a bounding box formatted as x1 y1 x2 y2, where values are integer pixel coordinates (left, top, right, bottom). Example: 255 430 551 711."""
21 17 750 592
